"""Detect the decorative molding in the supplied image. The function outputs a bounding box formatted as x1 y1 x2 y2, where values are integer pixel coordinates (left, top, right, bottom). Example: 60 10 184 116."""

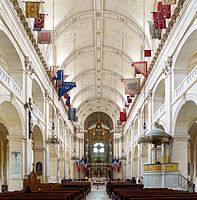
25 56 34 76
162 56 172 76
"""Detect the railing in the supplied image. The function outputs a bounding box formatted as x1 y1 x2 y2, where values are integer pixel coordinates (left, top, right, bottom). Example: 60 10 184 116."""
178 174 195 192
153 102 166 122
174 65 197 102
31 103 44 122
0 66 23 100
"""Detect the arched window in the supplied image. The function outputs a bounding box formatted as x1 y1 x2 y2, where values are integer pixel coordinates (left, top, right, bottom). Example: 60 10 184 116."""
93 143 104 153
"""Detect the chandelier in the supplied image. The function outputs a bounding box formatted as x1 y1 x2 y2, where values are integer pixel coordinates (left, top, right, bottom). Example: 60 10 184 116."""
46 123 62 145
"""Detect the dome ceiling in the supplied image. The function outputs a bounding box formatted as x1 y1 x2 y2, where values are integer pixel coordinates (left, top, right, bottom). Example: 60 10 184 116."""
42 0 157 128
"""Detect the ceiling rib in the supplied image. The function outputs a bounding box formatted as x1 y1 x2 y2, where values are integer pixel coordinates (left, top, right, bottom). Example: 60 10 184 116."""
71 84 126 105
61 45 133 70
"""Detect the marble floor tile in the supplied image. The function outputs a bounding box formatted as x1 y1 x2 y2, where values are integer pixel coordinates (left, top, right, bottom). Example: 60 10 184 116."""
86 188 111 200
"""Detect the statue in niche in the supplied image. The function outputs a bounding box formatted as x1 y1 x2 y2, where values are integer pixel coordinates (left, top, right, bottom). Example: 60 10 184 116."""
36 162 42 176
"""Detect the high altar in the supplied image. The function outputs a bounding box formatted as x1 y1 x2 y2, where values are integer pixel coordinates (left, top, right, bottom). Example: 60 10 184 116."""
84 113 113 179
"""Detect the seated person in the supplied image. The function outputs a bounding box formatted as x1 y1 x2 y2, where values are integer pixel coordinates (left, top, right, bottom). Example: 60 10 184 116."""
61 176 66 184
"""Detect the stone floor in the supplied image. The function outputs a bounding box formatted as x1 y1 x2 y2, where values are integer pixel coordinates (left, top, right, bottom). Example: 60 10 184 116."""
87 188 111 200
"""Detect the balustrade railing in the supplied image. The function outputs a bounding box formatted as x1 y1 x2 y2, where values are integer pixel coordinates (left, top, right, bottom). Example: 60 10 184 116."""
174 65 197 102
178 174 195 192
0 66 23 100
153 102 166 122
31 103 44 122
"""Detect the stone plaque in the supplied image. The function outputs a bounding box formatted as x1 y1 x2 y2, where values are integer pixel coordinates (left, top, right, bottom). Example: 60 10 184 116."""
10 150 22 179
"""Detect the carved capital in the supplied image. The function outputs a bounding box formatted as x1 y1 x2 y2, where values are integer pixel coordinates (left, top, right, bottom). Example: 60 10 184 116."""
146 89 153 102
25 56 34 75
45 91 50 102
162 56 172 76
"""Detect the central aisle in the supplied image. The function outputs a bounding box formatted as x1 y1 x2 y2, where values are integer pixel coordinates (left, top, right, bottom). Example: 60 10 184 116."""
87 188 111 200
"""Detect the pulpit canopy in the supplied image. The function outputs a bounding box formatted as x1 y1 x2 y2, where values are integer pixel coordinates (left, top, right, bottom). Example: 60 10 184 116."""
147 128 171 145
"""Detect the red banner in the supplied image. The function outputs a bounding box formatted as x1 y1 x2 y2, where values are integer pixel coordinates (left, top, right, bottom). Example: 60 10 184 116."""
33 14 45 31
158 2 171 19
144 50 151 57
120 112 126 122
37 30 52 44
132 62 147 78
153 12 159 30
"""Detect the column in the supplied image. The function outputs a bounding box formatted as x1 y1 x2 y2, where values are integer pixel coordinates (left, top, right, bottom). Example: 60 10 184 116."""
166 143 170 163
148 144 152 164
153 145 157 164
161 143 165 164
137 144 141 178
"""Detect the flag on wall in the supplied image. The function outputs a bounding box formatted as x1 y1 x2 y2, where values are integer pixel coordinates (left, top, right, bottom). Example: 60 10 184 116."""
158 2 171 19
153 12 159 29
25 2 40 18
153 12 166 29
33 14 45 31
147 20 161 40
58 82 76 100
68 107 76 121
162 0 176 5
53 70 63 81
56 75 69 87
144 50 151 57
124 78 140 96
120 111 126 122
66 96 71 107
132 62 147 78
37 30 52 44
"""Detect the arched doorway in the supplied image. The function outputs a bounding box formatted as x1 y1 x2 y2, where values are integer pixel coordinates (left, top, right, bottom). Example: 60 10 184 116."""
0 123 8 187
173 100 197 178
32 125 44 181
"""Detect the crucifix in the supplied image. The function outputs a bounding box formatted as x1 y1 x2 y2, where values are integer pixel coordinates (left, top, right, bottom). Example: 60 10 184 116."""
96 144 102 162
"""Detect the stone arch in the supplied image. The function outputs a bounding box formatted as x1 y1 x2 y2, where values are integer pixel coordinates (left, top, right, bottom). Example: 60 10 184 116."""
0 123 9 188
173 26 197 89
32 78 45 113
153 79 165 113
172 100 197 177
32 125 45 181
0 27 24 89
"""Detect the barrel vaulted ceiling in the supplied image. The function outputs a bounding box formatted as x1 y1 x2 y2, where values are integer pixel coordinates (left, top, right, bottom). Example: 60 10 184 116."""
42 0 157 129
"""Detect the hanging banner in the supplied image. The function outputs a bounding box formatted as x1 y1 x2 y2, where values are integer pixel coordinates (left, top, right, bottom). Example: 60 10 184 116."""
25 2 40 18
147 20 161 40
124 78 140 96
58 82 76 100
120 111 126 122
132 62 147 78
144 50 151 57
33 14 45 31
153 12 159 30
66 96 71 107
56 75 69 87
53 70 63 81
37 30 52 44
162 0 176 5
158 2 171 19
68 107 76 121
